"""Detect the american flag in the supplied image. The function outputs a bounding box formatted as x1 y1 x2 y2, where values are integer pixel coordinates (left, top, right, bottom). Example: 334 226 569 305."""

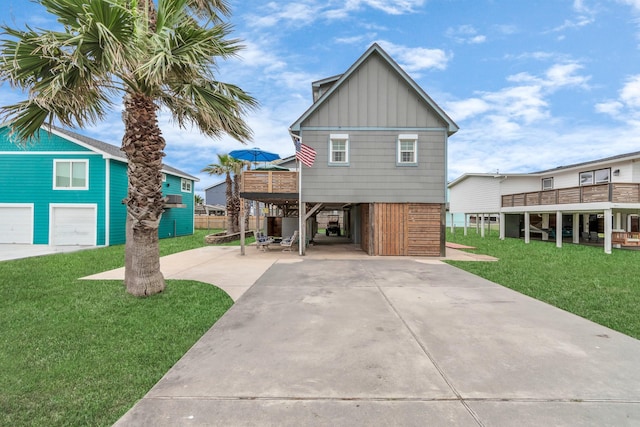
293 135 316 167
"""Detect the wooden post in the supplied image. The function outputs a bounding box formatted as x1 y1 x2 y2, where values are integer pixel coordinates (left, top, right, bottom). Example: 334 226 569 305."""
499 213 505 240
604 209 612 254
240 197 245 255
524 212 530 244
556 210 562 248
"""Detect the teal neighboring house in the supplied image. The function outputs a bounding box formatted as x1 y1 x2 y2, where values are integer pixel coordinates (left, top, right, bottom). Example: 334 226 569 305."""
0 124 197 246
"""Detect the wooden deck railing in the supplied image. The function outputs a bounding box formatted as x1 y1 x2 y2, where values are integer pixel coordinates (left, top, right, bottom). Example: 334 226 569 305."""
241 171 298 194
502 183 640 207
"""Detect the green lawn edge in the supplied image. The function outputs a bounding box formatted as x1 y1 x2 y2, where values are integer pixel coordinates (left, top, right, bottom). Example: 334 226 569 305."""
0 230 236 426
446 228 640 340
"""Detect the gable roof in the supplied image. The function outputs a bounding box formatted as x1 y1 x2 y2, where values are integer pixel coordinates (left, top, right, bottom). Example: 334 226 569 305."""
532 150 640 174
290 43 459 135
47 126 198 181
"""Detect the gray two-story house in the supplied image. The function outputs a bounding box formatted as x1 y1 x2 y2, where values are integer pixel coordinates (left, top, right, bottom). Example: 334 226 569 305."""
242 43 458 256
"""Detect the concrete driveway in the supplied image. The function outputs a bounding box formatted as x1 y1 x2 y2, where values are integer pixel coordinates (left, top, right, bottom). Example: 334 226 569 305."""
113 256 640 426
0 244 96 261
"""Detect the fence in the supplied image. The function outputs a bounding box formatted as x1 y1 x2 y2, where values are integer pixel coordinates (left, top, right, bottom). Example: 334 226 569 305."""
194 215 261 230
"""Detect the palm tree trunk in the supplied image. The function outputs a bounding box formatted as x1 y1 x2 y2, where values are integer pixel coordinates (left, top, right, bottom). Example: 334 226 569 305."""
122 92 166 296
225 172 234 234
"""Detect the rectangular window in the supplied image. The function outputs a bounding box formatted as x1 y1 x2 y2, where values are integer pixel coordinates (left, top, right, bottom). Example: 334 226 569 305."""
542 177 553 190
162 173 167 182
580 168 610 185
579 171 593 186
329 134 349 165
181 178 192 193
54 160 88 190
595 168 610 184
397 134 418 165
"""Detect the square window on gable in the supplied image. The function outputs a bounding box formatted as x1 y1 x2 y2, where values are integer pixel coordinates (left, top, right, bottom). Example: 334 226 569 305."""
181 178 192 193
54 160 88 190
542 177 553 190
397 134 418 165
329 134 349 165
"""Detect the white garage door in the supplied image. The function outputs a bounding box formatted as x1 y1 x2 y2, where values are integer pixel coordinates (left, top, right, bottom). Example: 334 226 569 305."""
51 205 97 246
0 204 33 244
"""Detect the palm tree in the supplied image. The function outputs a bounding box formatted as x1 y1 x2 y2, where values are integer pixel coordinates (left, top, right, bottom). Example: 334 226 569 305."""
201 154 241 233
0 0 257 297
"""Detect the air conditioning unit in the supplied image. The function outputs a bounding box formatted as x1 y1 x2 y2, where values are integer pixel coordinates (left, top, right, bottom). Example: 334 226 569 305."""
166 194 182 204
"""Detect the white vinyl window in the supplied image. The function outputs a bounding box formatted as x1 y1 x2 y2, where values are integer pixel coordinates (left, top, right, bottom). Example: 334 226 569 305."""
397 134 418 165
162 173 167 182
542 177 553 190
329 134 349 165
54 160 88 190
181 178 192 193
580 168 610 186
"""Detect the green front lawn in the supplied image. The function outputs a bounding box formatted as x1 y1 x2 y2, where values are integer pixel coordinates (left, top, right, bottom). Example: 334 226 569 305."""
0 230 234 426
446 228 640 340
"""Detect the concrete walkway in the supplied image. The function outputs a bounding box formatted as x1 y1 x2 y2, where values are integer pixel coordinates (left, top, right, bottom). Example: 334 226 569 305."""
104 243 640 426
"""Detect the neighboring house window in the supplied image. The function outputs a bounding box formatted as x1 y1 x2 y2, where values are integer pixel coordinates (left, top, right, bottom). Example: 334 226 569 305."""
579 171 593 186
595 168 610 184
397 134 418 165
542 177 553 190
329 134 349 165
54 160 88 190
181 178 192 192
580 168 610 185
162 173 167 182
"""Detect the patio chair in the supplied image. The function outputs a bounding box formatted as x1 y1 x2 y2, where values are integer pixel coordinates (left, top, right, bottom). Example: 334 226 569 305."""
254 231 274 251
581 231 590 241
589 231 600 243
280 230 299 252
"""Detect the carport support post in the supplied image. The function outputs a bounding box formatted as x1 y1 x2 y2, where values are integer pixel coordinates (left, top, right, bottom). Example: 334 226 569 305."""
499 213 505 240
524 212 530 244
463 214 468 236
556 211 563 248
450 213 454 233
604 209 612 254
480 214 485 238
573 213 580 244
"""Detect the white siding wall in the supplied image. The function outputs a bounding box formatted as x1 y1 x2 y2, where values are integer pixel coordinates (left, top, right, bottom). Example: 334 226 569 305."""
499 176 539 194
449 176 501 213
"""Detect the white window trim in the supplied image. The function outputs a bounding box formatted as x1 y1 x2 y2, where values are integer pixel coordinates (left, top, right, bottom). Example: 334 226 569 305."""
162 173 167 182
181 178 192 193
329 134 349 165
53 159 89 190
397 134 418 165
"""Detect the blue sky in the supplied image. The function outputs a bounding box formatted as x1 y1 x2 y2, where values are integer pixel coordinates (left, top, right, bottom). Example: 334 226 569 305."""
2 0 640 196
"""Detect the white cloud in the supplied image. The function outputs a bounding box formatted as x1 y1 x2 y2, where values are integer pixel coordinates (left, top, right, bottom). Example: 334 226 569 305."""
377 40 452 72
448 61 590 126
620 74 640 108
596 74 640 122
446 25 487 44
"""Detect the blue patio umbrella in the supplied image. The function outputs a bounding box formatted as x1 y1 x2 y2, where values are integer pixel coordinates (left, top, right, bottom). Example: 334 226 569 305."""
229 147 280 164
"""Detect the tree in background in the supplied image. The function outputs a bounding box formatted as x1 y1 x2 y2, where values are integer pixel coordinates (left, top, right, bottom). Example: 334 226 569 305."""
202 153 243 233
0 0 257 296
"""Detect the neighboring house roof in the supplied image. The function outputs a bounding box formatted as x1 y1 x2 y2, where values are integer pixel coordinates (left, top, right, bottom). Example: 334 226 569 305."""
203 180 226 191
449 150 640 188
48 125 198 181
532 150 640 174
448 173 528 188
289 43 459 135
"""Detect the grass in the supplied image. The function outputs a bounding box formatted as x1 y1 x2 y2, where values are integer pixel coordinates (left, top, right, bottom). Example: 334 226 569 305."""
0 229 242 427
446 228 640 340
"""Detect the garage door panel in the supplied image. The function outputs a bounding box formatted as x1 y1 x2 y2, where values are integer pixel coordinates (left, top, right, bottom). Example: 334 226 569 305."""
0 205 33 244
51 206 96 246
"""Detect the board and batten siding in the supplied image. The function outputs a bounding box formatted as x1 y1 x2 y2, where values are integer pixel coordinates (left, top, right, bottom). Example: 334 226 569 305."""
305 52 447 129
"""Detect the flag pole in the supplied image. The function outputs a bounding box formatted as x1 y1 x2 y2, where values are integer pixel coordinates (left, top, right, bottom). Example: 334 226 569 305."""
289 129 304 256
